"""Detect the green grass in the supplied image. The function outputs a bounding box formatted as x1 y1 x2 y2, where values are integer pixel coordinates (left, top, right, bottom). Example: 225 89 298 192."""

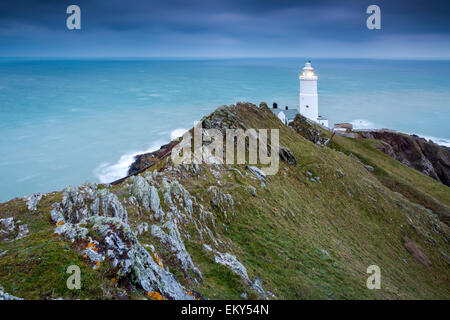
326 133 450 222
0 103 448 300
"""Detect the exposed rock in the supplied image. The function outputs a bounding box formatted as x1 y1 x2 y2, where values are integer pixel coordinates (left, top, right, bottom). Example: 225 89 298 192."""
403 235 432 267
203 244 268 299
130 175 152 211
24 192 43 211
289 114 328 145
230 168 244 177
259 102 268 109
129 175 164 219
0 218 15 232
151 222 202 279
318 249 331 260
128 196 137 206
15 224 29 240
60 185 96 223
136 222 149 236
127 140 179 176
439 249 450 266
201 104 246 135
203 244 250 283
252 277 267 299
279 146 296 166
0 286 22 300
160 178 175 207
59 184 127 224
159 178 194 220
55 214 192 300
246 166 266 181
91 188 128 223
53 181 205 298
150 186 164 220
247 186 257 197
207 186 234 212
359 131 450 186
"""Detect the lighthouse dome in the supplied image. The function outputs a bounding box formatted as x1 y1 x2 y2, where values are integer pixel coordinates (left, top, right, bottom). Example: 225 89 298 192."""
300 60 316 78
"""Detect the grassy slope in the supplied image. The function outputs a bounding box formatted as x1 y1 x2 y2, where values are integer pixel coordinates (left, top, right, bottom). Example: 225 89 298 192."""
0 103 448 299
0 194 123 299
180 105 449 299
326 132 450 222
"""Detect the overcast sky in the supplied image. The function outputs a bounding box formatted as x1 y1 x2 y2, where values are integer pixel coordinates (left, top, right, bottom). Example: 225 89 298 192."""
1 0 449 58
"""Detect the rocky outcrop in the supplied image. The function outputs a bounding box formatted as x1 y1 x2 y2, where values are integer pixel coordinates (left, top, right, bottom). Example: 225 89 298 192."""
203 244 267 299
0 217 29 241
279 146 296 166
359 131 450 186
15 224 29 240
127 140 179 176
403 235 432 267
207 186 234 213
128 103 298 179
24 193 43 211
2 102 449 300
289 114 328 145
47 173 234 299
50 183 196 300
246 166 266 181
54 215 193 300
58 184 128 224
151 222 202 279
0 218 14 233
130 175 164 220
0 286 22 300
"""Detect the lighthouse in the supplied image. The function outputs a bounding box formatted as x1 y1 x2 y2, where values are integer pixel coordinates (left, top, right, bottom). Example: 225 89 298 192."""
299 61 328 127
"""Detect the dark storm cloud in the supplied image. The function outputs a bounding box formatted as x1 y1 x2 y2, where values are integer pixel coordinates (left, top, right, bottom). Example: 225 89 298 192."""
0 0 449 57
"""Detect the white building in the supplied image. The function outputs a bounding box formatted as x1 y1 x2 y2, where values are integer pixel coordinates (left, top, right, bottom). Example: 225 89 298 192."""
299 61 328 127
271 104 299 125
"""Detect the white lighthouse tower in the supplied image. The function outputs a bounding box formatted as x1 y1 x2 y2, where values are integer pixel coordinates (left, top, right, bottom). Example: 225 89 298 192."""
299 61 328 127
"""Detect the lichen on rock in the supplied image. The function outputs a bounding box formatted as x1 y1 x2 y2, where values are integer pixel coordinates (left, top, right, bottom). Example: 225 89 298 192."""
0 286 22 300
151 222 202 279
24 192 43 211
203 244 267 299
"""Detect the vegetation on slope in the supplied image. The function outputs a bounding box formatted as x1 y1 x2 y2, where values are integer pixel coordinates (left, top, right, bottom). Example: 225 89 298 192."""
0 102 449 300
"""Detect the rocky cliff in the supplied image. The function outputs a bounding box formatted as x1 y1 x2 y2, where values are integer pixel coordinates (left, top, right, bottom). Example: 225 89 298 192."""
359 131 450 187
0 103 449 300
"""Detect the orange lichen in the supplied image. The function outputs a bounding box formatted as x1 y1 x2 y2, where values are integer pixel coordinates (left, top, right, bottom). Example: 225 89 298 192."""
146 291 165 300
83 254 88 259
57 221 64 227
111 278 118 284
153 253 163 268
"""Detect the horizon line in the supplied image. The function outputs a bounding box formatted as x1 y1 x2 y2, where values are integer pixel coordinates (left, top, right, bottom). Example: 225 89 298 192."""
1 56 450 61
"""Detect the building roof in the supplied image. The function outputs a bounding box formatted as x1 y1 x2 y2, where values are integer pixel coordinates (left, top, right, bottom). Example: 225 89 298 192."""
271 108 298 120
283 109 299 120
334 123 352 129
270 108 279 115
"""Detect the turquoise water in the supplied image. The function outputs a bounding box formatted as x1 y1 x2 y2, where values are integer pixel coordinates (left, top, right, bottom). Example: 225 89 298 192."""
1 58 449 202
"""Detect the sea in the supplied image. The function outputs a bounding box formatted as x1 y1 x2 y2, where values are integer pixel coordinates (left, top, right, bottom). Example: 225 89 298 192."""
0 58 449 202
